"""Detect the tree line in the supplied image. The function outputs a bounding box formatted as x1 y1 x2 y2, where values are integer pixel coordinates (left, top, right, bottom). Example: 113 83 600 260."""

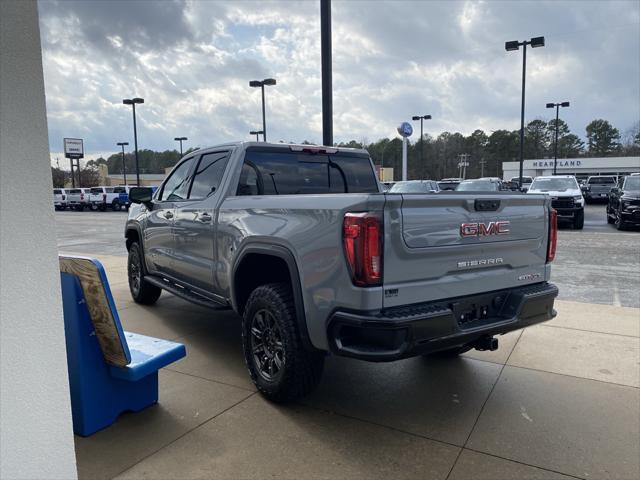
51 118 639 187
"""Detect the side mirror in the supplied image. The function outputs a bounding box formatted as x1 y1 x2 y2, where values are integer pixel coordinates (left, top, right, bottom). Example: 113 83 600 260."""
129 187 153 206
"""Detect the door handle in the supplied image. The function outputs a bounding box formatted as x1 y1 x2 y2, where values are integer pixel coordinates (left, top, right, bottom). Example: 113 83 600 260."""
164 211 174 219
199 212 212 222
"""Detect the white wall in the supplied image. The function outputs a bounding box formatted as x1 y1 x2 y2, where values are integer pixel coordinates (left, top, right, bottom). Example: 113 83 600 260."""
0 1 78 478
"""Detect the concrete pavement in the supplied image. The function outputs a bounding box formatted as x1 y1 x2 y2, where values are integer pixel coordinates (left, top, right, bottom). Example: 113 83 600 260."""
72 254 639 480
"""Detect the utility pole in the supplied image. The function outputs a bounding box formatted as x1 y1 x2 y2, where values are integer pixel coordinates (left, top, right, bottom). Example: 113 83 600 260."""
320 0 333 146
479 158 487 177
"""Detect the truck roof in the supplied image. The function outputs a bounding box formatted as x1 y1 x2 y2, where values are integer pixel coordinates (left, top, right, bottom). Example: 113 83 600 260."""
196 141 369 156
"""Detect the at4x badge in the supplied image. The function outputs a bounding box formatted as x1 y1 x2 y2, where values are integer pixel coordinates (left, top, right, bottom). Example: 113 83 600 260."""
460 221 510 238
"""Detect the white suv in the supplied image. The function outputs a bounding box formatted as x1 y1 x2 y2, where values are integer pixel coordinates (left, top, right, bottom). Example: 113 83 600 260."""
89 186 125 211
53 188 67 210
66 187 91 211
528 175 584 229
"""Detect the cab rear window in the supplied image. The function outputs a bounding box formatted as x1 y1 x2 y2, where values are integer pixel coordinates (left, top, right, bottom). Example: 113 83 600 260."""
588 177 616 184
237 149 379 196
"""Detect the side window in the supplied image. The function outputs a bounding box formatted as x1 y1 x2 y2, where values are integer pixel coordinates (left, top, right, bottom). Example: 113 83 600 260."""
159 157 195 201
189 152 230 199
236 162 260 196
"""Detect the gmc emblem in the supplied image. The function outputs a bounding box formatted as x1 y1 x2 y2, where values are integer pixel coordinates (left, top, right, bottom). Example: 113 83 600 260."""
460 221 510 238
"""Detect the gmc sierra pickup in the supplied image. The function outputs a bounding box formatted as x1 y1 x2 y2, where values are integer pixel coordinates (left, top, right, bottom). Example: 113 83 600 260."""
125 142 558 401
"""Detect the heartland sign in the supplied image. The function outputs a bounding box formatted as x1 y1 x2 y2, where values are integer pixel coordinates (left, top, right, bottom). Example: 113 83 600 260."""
532 159 582 168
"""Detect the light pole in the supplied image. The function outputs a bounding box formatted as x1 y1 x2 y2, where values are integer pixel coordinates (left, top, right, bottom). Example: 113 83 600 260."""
411 114 432 179
505 36 545 187
174 136 187 156
249 78 276 142
249 130 264 142
122 97 144 186
116 142 129 185
546 101 570 175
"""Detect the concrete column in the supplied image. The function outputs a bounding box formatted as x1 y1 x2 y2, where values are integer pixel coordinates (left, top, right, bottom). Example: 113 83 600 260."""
0 1 78 478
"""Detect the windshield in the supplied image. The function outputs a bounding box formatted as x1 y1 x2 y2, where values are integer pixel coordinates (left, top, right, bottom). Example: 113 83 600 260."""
588 177 616 185
456 180 499 191
511 176 533 183
623 176 640 190
389 181 436 193
530 177 578 192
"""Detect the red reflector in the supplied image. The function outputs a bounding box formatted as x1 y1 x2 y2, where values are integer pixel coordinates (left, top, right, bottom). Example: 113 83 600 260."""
343 213 383 286
547 208 558 262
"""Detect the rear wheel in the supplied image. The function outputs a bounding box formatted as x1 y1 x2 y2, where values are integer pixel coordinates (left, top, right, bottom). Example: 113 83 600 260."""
111 199 120 211
128 241 162 304
242 283 324 402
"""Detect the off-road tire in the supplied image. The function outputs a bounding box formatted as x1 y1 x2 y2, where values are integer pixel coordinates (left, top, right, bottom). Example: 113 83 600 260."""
573 209 584 230
112 199 121 211
128 241 162 305
242 283 324 402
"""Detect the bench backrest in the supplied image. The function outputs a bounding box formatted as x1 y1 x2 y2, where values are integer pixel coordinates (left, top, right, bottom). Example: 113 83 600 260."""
59 256 131 367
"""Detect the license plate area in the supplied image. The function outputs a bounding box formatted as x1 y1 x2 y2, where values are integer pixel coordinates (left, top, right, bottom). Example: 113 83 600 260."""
450 291 512 329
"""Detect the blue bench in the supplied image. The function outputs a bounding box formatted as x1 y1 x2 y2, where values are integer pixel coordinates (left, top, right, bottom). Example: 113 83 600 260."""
59 255 186 436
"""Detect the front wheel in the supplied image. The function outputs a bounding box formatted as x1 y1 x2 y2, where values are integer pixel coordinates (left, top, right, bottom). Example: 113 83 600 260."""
128 242 162 304
615 214 626 231
242 283 324 402
573 209 584 230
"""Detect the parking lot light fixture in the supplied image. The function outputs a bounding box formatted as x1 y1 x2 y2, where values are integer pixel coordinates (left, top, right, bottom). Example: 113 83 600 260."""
116 142 129 185
122 97 144 186
546 101 570 175
505 36 545 187
249 130 264 142
411 115 432 179
174 136 187 156
249 78 277 142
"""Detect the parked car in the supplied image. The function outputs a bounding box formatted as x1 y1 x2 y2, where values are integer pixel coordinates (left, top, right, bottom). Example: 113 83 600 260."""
527 175 584 229
607 175 640 230
510 176 534 192
89 186 124 211
582 175 617 203
117 186 131 210
437 178 462 190
456 178 505 191
66 187 91 211
124 141 558 401
389 180 439 193
53 188 67 210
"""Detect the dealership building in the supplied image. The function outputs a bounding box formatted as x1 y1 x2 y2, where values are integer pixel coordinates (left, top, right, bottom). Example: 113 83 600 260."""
502 156 640 182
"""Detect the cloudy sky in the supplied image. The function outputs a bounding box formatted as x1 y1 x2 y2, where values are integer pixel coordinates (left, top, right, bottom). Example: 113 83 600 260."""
38 0 640 163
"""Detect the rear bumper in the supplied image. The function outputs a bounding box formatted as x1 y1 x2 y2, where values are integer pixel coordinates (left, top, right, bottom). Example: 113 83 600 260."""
327 282 558 362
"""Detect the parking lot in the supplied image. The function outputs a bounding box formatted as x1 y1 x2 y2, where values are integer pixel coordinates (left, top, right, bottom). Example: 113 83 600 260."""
55 204 639 480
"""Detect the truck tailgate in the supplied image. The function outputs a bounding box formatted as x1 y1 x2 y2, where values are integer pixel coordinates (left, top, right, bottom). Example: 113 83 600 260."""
383 193 550 308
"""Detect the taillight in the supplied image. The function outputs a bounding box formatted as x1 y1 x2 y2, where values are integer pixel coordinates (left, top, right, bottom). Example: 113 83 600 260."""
80 193 84 200
103 193 107 201
547 208 558 263
62 194 66 200
343 213 383 286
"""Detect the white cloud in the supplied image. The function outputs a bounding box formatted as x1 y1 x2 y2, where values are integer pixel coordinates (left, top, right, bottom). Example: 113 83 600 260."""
39 0 640 163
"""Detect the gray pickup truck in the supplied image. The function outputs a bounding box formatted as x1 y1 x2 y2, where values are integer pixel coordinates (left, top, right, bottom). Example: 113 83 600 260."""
125 142 558 401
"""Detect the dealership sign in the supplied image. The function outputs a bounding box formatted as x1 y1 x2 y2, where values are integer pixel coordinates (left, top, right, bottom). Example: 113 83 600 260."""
532 159 582 168
63 138 84 159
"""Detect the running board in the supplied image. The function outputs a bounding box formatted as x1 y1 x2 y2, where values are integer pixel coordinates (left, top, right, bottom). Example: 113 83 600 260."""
144 276 230 310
